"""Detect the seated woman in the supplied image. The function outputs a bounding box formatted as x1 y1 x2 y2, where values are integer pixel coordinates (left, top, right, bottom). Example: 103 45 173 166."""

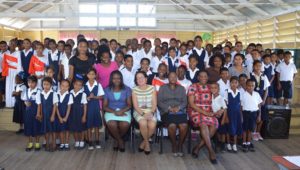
188 70 218 164
132 71 157 155
103 70 132 152
158 72 188 157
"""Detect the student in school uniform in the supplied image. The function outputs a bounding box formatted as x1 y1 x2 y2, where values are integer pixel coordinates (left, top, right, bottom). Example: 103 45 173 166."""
177 44 189 69
69 77 87 150
46 66 58 92
223 53 232 69
276 51 298 106
56 79 73 151
2 38 23 107
137 58 154 85
24 75 42 151
217 68 230 98
110 39 118 61
250 60 270 141
84 68 104 150
127 39 140 70
0 41 9 107
241 79 262 152
119 55 136 89
238 74 248 99
188 35 209 70
186 54 200 84
176 65 192 94
12 72 27 134
151 46 164 74
263 54 275 105
21 39 34 80
28 43 49 89
162 47 180 73
224 76 243 153
152 63 169 92
115 51 124 68
48 39 63 82
57 40 70 80
36 77 58 152
210 83 227 152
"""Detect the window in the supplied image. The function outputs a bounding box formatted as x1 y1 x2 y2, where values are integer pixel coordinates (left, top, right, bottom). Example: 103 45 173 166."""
120 17 136 27
138 5 155 14
138 18 156 27
99 4 117 14
79 17 97 27
120 4 136 14
99 17 117 27
79 4 97 13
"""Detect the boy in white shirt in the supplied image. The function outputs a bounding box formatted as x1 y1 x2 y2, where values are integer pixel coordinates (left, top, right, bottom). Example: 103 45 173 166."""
241 79 262 152
217 68 230 98
119 55 136 89
276 51 298 106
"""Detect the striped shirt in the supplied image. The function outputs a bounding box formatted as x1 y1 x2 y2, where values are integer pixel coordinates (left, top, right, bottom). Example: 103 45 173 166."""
133 85 155 109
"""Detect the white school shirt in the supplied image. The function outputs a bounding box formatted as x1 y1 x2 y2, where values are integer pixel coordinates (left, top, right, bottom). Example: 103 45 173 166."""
15 83 27 101
264 63 275 75
24 87 40 101
189 47 209 66
0 50 10 72
162 56 180 67
276 62 298 81
110 50 116 61
224 88 240 102
238 87 246 100
217 79 230 98
85 81 105 96
251 72 270 90
187 68 199 80
150 56 164 73
36 89 58 105
48 49 62 62
119 67 136 89
127 49 140 70
224 63 232 69
178 54 190 69
57 91 73 105
22 48 33 57
70 89 88 104
177 78 192 94
212 95 227 113
241 91 262 111
60 53 69 79
138 49 152 61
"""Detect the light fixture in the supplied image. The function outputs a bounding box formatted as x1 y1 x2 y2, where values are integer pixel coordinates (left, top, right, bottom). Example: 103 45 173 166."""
30 18 66 21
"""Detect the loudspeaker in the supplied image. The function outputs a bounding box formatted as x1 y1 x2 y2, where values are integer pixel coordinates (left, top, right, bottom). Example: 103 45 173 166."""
262 105 291 139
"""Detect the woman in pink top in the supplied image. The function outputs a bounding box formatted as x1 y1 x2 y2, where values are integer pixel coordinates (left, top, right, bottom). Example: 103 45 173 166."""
94 45 118 88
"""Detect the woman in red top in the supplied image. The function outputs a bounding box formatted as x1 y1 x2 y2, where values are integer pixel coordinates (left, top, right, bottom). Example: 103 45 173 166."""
188 70 218 164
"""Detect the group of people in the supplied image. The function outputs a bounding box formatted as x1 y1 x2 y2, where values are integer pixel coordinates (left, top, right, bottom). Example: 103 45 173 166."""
0 34 297 164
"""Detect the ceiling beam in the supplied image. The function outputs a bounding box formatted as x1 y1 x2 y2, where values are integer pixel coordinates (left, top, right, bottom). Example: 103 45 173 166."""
4 0 33 12
235 0 270 16
0 12 246 20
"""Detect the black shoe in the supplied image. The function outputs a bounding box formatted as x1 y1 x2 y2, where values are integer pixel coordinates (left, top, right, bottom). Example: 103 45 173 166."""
119 148 125 152
113 146 119 151
16 129 24 134
210 159 218 164
249 143 255 152
138 147 144 152
242 144 248 152
221 143 226 153
144 150 150 155
25 146 33 152
192 147 199 159
59 144 64 151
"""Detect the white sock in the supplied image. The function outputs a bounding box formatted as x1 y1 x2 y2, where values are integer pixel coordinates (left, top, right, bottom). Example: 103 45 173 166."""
79 141 84 147
246 142 251 145
75 141 79 147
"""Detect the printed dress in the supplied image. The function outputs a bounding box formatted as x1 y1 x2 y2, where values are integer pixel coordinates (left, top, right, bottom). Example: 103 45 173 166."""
187 84 218 128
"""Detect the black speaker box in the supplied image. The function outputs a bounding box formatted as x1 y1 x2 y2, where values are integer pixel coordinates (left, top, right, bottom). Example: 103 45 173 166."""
262 105 291 139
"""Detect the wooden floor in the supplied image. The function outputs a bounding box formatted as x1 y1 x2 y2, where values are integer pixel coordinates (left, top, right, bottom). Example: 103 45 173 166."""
0 131 299 170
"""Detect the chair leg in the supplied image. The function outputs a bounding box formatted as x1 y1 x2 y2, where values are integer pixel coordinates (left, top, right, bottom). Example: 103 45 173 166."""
131 124 135 153
159 126 163 154
155 127 159 143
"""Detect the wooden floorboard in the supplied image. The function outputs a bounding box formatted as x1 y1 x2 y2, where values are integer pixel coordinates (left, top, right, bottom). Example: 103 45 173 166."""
0 131 299 170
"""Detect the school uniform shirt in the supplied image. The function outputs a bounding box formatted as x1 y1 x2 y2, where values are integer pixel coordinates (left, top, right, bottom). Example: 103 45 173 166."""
110 50 116 61
186 68 199 84
119 67 136 89
224 88 240 102
241 91 262 111
150 56 164 73
57 91 73 105
264 63 275 76
250 72 270 91
70 89 88 104
36 89 58 105
85 81 105 97
60 53 69 79
224 63 232 69
217 79 230 98
212 95 227 113
48 49 62 63
138 49 152 61
177 54 189 69
24 87 40 101
276 62 298 82
127 49 140 70
238 86 246 99
15 83 27 101
188 47 209 69
177 78 192 94
162 56 180 72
